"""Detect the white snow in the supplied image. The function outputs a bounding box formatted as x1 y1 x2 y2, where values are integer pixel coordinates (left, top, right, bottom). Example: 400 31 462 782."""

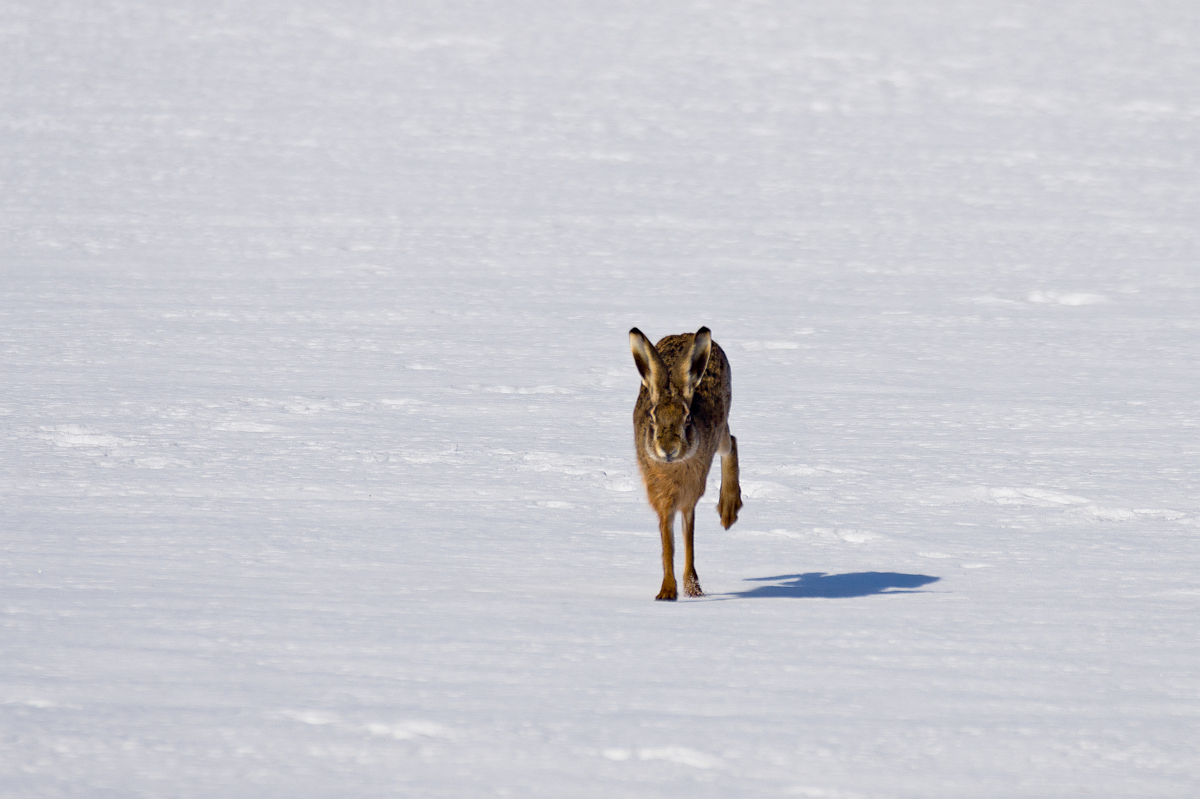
3 1 1199 797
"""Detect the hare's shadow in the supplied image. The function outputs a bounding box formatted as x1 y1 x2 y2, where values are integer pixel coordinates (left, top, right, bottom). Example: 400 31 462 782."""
724 572 940 599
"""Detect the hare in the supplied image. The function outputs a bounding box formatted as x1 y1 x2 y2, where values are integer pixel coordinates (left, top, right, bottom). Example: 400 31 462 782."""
630 326 742 600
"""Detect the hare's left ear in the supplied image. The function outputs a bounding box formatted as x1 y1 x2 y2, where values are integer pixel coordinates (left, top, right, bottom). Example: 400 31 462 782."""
679 327 712 397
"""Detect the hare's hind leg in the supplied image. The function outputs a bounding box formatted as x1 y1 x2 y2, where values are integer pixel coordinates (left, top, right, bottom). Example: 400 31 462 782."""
718 428 743 530
681 505 703 597
656 510 677 601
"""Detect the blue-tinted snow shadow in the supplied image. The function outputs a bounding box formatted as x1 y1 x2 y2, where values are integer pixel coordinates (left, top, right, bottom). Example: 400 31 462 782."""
722 572 940 599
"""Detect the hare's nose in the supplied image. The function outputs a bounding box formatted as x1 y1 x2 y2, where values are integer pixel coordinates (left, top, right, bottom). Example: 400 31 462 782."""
654 442 677 461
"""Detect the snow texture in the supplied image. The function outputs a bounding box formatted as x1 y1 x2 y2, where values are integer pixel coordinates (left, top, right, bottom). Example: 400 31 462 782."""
2 1 1199 797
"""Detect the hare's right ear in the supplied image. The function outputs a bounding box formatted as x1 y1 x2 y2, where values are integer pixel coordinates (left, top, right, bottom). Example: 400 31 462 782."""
630 328 667 398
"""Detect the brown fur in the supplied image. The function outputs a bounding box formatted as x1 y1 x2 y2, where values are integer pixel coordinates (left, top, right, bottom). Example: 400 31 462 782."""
630 326 743 600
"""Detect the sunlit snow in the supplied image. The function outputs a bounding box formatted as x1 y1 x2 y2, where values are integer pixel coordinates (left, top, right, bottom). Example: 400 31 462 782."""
2 1 1198 797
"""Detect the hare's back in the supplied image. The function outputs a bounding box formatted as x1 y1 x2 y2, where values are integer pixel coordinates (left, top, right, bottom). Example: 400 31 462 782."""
654 333 731 421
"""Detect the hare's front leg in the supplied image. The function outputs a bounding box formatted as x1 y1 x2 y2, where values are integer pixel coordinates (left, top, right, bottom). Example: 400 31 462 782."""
656 510 677 601
718 430 743 529
681 505 703 597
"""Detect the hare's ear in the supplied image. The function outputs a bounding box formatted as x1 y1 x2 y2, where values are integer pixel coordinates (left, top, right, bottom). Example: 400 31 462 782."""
678 326 712 397
630 328 667 397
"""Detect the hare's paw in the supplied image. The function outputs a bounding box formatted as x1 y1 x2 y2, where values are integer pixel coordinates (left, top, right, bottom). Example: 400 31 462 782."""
655 580 678 601
683 572 704 597
718 488 743 529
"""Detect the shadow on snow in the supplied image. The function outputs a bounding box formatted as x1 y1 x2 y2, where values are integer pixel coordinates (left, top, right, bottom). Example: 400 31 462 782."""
722 571 940 599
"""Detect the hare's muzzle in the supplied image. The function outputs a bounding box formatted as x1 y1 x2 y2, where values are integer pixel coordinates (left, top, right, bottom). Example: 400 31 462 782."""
655 442 684 462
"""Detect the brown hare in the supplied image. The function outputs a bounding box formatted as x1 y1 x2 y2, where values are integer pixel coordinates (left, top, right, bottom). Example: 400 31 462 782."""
630 326 743 600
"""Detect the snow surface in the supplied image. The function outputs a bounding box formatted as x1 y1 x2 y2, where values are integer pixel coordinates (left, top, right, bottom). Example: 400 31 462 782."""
3 1 1199 796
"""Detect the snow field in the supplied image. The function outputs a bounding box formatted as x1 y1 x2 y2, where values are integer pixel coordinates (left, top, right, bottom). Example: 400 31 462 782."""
3 1 1200 797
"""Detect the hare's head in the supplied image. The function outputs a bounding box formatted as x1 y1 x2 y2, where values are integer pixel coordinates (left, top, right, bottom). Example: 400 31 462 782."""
629 327 713 463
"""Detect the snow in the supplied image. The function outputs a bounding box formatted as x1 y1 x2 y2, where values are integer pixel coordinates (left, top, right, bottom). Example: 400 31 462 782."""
2 1 1199 796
